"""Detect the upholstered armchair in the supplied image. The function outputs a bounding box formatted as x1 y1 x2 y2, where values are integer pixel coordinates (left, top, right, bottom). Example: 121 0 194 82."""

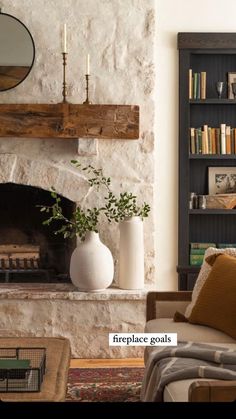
144 291 236 402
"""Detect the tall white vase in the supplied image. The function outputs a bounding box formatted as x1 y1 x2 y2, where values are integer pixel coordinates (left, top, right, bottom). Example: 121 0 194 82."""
118 216 144 290
70 231 114 292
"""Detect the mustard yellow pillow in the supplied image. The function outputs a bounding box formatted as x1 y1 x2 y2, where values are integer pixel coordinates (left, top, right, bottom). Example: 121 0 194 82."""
188 253 236 339
185 247 236 318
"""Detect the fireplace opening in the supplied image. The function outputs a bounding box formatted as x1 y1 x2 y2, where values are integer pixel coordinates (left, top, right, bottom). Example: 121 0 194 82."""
0 183 76 283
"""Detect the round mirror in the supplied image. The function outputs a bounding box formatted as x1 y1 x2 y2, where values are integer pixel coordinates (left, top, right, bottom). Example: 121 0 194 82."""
0 11 35 91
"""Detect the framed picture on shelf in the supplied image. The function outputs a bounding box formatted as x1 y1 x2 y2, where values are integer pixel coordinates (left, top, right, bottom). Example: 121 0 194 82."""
227 72 236 99
208 166 236 194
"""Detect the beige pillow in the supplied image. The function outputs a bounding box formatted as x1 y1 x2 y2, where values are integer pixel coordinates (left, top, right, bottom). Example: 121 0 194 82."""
188 253 236 339
185 247 236 318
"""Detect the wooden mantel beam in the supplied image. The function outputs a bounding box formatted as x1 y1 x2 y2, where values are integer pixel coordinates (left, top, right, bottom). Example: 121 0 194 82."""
0 103 139 140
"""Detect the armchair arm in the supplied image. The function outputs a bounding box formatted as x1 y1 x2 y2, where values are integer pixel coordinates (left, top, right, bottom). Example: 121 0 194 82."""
146 291 192 322
189 380 236 402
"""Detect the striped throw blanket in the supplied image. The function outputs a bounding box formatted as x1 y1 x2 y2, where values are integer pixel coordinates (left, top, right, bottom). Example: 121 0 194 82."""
141 342 236 402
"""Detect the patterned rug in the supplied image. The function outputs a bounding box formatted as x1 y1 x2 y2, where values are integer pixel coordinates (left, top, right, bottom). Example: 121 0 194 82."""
66 367 144 402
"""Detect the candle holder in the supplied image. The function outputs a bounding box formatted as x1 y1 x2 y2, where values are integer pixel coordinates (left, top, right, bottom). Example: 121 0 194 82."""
62 52 68 103
83 74 91 104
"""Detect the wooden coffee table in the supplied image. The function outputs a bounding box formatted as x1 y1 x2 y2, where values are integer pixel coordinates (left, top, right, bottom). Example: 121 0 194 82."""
0 337 71 402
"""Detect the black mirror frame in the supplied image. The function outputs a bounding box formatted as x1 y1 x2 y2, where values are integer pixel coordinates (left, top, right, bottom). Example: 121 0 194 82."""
0 11 36 92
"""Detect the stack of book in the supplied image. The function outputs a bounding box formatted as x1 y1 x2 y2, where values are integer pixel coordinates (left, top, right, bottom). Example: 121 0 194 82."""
218 243 236 248
0 358 31 390
189 69 206 99
189 242 236 265
189 242 216 266
189 124 236 155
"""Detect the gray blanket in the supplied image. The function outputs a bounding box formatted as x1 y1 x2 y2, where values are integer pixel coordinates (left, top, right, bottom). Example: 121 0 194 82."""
140 342 236 402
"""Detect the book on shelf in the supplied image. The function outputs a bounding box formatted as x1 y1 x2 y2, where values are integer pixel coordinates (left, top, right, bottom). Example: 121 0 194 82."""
0 358 33 390
0 359 30 380
190 248 206 255
217 243 236 248
188 242 236 266
189 254 204 265
189 124 236 155
190 242 216 249
226 125 231 154
220 123 226 154
200 71 206 99
190 243 236 249
203 125 209 154
189 69 193 99
190 127 195 154
189 69 206 99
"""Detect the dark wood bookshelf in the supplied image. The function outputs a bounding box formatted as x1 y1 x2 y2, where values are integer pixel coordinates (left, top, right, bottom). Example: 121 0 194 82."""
178 32 236 291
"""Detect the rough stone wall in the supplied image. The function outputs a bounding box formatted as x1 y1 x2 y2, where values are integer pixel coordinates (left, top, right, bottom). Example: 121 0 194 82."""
0 0 155 285
0 295 146 358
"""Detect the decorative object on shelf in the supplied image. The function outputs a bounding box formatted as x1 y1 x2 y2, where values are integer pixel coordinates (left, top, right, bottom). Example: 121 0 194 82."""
197 195 206 209
0 9 35 92
83 74 91 105
61 52 68 103
227 72 236 98
39 161 150 291
118 216 144 290
215 81 224 99
189 192 198 209
70 231 113 291
232 82 236 100
39 162 114 291
208 166 236 194
104 191 150 290
83 54 91 104
61 24 68 103
189 193 206 210
205 194 236 209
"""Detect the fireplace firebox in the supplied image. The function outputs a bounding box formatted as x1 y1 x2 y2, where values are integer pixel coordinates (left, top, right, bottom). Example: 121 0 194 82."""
0 183 76 283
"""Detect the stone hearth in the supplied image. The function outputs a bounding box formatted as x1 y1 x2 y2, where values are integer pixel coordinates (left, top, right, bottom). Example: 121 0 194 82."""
0 284 149 358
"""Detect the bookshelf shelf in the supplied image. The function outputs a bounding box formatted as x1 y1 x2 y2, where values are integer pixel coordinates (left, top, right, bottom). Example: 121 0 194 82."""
189 209 236 215
177 265 201 274
178 32 236 291
189 154 236 159
190 99 236 104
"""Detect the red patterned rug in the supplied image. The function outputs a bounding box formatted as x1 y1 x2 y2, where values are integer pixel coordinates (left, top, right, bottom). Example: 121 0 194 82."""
66 367 144 402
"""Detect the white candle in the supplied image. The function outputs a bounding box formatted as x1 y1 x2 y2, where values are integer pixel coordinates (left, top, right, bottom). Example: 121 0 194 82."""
63 24 67 53
86 54 90 75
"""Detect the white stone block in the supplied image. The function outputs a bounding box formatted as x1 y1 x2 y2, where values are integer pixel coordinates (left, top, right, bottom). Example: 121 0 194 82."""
77 138 98 156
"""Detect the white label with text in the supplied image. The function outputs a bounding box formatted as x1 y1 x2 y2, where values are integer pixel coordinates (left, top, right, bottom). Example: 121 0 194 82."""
109 333 177 346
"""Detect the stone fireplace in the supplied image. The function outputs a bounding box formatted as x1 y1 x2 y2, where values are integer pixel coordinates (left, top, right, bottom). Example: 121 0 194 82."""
0 0 156 357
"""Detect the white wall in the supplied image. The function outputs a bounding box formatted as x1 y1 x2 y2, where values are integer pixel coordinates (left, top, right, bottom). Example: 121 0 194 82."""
155 0 236 290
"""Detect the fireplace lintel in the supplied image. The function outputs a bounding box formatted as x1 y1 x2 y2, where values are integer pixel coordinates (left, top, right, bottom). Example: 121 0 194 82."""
0 103 139 140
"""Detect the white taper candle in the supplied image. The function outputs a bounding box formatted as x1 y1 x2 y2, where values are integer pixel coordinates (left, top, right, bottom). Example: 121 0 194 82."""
86 54 90 75
63 24 67 53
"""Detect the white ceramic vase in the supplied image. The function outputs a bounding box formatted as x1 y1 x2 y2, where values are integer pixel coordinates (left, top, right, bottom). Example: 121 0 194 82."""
70 231 114 292
118 216 144 290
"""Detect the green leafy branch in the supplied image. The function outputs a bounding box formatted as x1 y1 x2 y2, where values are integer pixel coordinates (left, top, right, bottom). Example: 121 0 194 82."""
103 191 150 222
71 160 111 191
39 160 150 241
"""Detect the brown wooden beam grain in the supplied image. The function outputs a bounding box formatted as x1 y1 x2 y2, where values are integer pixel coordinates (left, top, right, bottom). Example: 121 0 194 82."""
0 103 139 140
